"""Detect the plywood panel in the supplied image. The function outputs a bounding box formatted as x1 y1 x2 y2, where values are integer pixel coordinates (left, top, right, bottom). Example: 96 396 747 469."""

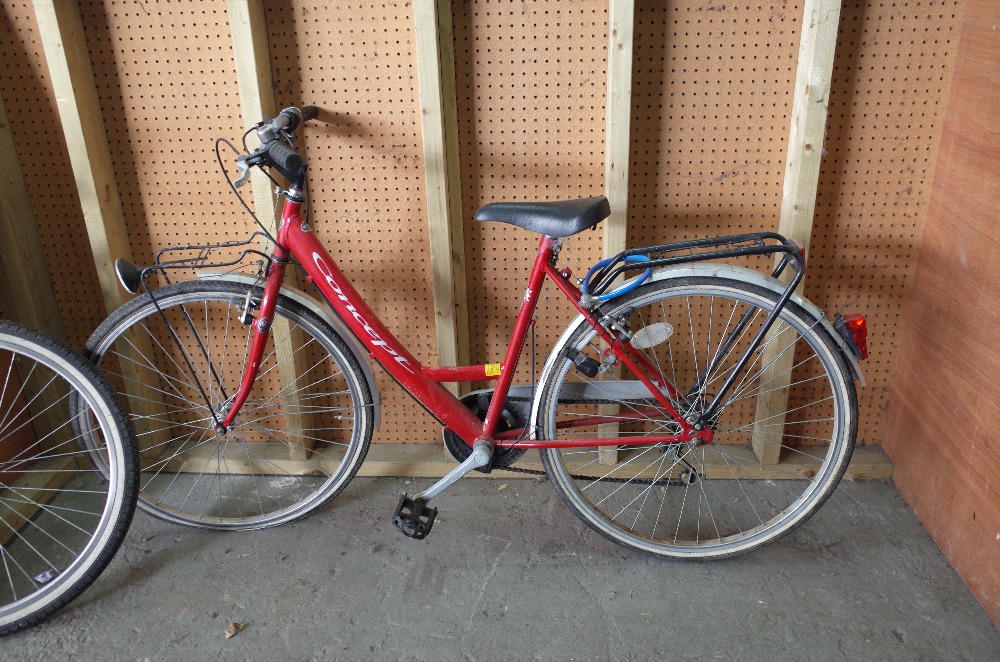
884 0 1000 627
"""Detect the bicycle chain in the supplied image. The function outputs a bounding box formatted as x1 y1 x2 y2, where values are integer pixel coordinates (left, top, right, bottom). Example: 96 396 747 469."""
494 459 692 488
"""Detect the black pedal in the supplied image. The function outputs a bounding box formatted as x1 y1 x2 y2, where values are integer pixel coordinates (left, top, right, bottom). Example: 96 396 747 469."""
392 495 437 540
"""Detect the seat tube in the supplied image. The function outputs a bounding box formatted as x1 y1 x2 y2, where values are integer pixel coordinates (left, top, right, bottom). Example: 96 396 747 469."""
481 235 558 439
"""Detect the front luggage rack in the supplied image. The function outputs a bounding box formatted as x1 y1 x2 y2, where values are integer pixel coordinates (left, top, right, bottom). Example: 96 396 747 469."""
115 232 277 294
151 231 276 284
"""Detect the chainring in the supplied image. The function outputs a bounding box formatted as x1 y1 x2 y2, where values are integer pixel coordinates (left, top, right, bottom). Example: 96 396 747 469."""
442 391 527 472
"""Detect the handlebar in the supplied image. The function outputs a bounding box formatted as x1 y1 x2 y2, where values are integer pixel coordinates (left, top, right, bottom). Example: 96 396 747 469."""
269 105 320 134
233 105 319 189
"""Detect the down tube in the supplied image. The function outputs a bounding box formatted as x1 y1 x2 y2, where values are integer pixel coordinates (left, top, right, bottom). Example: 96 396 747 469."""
280 219 484 443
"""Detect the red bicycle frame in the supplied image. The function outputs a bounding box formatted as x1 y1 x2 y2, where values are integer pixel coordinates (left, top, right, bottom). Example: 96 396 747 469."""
219 195 711 450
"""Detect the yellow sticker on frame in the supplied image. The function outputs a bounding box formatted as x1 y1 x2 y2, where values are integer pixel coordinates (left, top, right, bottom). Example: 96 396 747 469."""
484 363 502 377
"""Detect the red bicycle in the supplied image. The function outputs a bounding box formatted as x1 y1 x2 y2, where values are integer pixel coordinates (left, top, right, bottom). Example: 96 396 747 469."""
85 106 868 559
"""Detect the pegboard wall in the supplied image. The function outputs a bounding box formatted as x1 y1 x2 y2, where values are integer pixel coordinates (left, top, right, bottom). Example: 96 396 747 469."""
80 1 247 254
0 0 966 448
624 0 963 446
0 2 104 348
453 0 609 380
264 1 436 444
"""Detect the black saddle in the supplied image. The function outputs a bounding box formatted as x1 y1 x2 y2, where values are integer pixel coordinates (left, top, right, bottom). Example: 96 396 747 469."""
473 196 610 238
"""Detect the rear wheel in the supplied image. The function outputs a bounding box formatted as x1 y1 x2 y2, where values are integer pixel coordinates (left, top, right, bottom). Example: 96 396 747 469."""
535 277 857 559
83 279 374 530
0 321 136 635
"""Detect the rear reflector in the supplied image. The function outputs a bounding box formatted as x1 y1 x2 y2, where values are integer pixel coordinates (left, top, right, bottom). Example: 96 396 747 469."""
834 313 868 360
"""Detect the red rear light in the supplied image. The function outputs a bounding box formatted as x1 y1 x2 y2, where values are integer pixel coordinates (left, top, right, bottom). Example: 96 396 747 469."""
789 238 807 269
837 314 868 360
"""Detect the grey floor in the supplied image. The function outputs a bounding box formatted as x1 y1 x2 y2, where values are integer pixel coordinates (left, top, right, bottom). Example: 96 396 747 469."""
5 477 999 661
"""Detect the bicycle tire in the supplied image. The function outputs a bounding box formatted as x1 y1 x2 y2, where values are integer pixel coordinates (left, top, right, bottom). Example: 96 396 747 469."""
534 276 857 559
82 279 374 530
0 320 137 636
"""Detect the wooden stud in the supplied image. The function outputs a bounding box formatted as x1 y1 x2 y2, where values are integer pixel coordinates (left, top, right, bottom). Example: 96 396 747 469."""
598 0 636 465
752 0 842 464
32 0 133 315
603 0 635 264
413 0 469 397
32 0 168 454
228 0 312 460
227 0 280 235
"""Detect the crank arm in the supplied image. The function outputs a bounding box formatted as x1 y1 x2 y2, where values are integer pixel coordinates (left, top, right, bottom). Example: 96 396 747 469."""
415 439 493 502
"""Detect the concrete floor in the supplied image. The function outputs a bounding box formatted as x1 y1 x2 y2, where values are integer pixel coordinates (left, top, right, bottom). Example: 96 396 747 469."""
4 477 998 660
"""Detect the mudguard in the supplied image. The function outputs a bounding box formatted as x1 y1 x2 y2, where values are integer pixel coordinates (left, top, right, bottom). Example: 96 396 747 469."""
647 263 865 387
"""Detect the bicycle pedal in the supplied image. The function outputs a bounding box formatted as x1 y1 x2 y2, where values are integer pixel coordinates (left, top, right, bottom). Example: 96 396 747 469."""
392 494 437 540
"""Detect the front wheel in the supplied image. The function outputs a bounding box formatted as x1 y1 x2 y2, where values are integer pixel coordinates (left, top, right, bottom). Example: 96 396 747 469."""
83 279 374 530
534 277 857 559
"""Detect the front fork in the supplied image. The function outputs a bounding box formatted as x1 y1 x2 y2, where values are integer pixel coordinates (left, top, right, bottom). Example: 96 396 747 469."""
216 249 289 433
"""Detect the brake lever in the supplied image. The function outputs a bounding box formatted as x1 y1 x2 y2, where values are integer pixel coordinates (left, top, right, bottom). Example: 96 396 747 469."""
232 155 253 188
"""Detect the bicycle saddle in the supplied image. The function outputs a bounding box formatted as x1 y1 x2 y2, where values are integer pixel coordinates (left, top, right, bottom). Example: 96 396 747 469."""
474 196 610 237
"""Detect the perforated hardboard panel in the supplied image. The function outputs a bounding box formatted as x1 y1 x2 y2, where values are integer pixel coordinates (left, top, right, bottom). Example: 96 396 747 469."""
265 2 437 444
453 0 609 385
624 0 963 446
0 2 104 349
4 1 965 449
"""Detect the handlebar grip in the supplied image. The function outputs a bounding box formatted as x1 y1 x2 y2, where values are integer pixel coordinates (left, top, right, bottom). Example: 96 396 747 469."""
266 141 306 186
300 105 320 122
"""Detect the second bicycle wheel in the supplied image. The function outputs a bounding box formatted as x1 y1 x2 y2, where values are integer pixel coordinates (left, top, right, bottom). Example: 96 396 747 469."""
83 279 374 529
535 276 857 559
0 320 136 635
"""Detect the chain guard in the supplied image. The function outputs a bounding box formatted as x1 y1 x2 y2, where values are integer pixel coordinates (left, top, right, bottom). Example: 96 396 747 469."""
442 391 527 472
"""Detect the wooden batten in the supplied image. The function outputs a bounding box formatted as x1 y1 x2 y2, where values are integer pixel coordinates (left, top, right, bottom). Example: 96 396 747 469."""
597 0 636 465
31 0 134 315
413 0 469 396
227 0 312 460
752 0 841 465
156 442 891 482
603 0 634 263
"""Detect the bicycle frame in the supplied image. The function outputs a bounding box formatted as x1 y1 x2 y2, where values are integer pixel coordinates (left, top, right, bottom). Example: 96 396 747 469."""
217 194 709 451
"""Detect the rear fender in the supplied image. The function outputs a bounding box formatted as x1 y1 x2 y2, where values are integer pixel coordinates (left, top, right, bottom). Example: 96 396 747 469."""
647 263 865 387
